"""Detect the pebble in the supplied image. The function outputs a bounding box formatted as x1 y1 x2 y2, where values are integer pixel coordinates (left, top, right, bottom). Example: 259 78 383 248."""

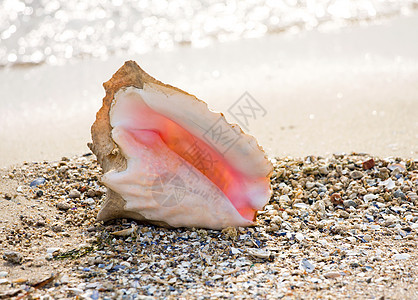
0 271 8 278
68 189 81 199
318 166 329 175
393 189 405 199
0 278 9 285
339 211 350 218
343 200 357 208
324 271 341 279
330 193 343 205
3 251 23 264
84 198 95 205
60 274 69 284
68 288 84 295
56 202 71 211
230 247 241 255
1 153 417 299
306 181 315 189
350 170 364 180
362 158 375 170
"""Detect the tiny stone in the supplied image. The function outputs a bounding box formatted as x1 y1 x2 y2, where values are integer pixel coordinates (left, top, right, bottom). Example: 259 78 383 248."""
379 167 390 179
347 163 355 170
393 189 405 199
350 170 364 180
295 232 304 242
362 158 375 170
3 251 23 264
330 193 343 205
84 198 95 205
363 234 372 242
51 225 63 232
343 200 357 208
306 181 315 189
57 202 71 211
13 278 27 284
68 288 84 295
0 278 9 285
0 271 8 278
86 190 96 197
406 192 418 201
318 166 329 175
4 193 11 200
68 189 81 199
324 271 341 279
339 211 350 218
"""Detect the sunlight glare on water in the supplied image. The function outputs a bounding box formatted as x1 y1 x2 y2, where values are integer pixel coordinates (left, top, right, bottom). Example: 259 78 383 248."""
0 0 417 67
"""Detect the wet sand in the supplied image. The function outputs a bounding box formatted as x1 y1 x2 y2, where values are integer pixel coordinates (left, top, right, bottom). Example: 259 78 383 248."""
1 15 418 168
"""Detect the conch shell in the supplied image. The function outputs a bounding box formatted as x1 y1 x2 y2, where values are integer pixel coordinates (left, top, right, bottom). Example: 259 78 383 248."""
89 61 273 229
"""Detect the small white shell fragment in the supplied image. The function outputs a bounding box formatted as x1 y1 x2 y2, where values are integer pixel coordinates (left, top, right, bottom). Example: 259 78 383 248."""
247 248 271 259
295 232 305 242
363 194 379 203
379 178 395 189
293 203 310 209
46 248 61 254
299 258 315 273
111 224 137 236
392 253 411 260
230 247 242 255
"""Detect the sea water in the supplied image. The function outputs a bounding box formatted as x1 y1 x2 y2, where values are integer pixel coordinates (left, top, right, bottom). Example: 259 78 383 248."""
1 0 417 67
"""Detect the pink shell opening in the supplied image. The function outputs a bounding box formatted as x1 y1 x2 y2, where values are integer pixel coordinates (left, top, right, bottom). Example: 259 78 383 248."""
110 88 271 222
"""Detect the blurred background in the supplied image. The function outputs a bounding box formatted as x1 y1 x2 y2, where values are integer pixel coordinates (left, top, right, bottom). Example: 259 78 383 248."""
1 0 418 166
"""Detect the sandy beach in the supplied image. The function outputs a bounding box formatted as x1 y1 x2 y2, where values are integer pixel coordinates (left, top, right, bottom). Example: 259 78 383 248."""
1 14 418 168
1 153 417 299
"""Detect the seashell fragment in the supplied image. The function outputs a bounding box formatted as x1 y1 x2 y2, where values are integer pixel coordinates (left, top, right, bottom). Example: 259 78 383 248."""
111 224 137 236
89 61 273 229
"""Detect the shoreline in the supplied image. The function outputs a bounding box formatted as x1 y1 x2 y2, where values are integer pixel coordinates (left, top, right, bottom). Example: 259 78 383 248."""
1 14 418 168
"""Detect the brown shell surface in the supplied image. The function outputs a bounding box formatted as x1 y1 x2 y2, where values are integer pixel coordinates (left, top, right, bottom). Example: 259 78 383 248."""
89 60 272 226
